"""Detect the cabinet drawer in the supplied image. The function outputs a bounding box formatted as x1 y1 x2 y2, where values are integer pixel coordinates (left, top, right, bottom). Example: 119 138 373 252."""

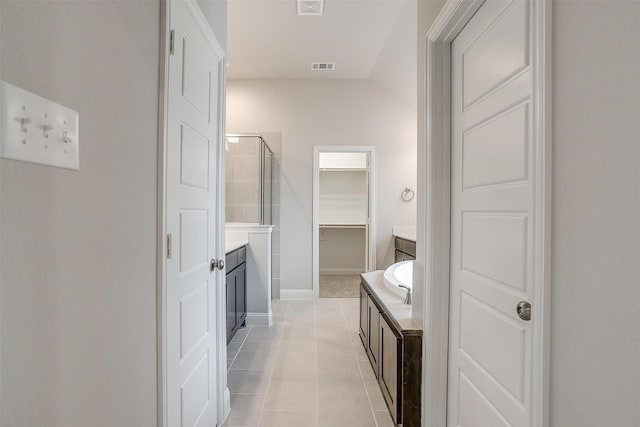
238 246 246 264
401 239 416 257
225 250 238 272
395 237 416 258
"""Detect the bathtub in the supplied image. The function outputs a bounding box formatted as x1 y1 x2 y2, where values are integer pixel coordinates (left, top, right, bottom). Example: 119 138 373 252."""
382 260 413 298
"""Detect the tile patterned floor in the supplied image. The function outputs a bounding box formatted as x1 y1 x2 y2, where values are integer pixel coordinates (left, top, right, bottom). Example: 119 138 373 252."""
225 298 395 427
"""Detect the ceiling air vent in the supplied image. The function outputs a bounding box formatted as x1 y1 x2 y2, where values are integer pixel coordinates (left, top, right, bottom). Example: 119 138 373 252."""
297 0 324 16
311 62 335 71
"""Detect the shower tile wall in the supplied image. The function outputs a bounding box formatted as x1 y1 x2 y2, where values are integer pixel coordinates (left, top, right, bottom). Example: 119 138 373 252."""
225 133 282 299
226 138 261 223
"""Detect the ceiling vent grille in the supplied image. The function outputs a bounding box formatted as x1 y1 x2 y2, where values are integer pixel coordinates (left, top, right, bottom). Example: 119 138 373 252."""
311 62 335 71
297 0 324 16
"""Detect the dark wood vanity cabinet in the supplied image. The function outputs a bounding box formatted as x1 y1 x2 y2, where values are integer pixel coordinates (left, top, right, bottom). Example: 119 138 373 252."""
394 237 416 262
359 279 422 427
226 246 247 344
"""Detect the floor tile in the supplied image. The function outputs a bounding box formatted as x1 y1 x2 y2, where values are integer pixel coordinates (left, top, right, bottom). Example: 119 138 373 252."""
263 379 317 410
223 297 394 427
271 351 317 380
228 370 272 394
364 380 388 411
240 339 280 353
231 350 276 371
287 301 316 312
318 383 376 427
227 342 242 359
358 359 378 382
231 326 251 343
374 410 395 427
317 351 362 379
223 393 264 426
276 339 316 355
244 326 283 342
280 326 315 342
258 410 318 427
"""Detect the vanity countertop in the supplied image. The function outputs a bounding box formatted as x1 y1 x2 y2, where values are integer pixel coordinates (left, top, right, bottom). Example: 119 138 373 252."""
361 270 422 333
392 226 416 242
225 240 248 254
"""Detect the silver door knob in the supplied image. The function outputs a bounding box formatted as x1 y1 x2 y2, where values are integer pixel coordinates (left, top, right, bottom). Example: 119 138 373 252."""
516 301 531 321
210 258 225 272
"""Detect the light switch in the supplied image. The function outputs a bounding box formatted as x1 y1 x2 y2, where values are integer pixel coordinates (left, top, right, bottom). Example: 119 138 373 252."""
1 81 79 170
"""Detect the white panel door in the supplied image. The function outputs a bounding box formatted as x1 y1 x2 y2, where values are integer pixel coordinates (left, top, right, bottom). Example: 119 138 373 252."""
166 1 224 426
448 1 539 426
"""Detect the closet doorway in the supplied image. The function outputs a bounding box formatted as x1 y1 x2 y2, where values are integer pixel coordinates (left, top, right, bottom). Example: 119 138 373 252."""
312 147 376 299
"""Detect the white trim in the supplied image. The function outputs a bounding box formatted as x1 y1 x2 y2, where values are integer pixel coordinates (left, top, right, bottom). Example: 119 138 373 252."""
215 32 231 427
157 1 228 426
319 268 365 276
312 146 376 301
280 289 316 301
156 4 170 426
420 1 551 426
245 312 273 327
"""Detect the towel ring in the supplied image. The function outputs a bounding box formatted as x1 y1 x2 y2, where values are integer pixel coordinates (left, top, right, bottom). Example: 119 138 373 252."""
401 187 415 202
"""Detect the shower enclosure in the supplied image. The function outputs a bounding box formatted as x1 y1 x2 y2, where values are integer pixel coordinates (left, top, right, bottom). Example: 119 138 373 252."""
225 134 274 225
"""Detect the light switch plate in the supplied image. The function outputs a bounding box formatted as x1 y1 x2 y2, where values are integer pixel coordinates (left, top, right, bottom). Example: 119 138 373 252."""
1 81 79 170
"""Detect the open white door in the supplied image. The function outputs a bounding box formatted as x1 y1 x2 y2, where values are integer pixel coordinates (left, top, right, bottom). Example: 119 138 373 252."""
161 0 226 426
447 1 548 426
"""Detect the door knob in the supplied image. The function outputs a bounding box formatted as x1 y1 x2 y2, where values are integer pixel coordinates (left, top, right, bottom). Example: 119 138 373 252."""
210 258 225 272
516 301 531 321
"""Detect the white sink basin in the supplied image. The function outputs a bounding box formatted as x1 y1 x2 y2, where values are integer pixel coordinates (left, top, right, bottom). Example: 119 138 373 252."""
382 260 413 299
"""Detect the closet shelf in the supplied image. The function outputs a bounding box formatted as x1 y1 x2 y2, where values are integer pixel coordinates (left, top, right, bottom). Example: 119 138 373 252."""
319 168 367 172
319 224 367 229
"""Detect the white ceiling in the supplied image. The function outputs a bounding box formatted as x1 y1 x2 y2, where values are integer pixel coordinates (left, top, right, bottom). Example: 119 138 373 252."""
227 0 417 106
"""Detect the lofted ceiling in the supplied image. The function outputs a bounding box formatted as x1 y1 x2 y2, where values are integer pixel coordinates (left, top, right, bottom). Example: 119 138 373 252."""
227 0 417 107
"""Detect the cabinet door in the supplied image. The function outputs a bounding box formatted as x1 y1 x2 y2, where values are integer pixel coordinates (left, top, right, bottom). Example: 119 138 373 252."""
380 315 400 423
226 270 237 343
359 286 368 343
367 298 380 376
236 263 247 325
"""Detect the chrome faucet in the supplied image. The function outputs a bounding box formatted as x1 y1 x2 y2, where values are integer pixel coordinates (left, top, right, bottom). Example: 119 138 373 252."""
398 285 412 305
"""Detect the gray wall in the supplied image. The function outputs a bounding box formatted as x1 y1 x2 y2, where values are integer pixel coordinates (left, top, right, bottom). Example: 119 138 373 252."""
227 79 417 293
550 1 640 425
0 2 159 425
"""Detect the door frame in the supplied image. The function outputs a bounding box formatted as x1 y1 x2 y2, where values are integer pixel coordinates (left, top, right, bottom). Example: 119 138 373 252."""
420 0 552 426
312 146 376 300
157 1 229 426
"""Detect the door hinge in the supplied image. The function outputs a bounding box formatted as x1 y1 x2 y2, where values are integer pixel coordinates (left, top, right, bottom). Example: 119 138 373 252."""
169 29 175 55
167 234 173 259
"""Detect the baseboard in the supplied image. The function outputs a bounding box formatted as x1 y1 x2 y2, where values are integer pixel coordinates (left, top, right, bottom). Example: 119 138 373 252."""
245 312 272 326
319 268 364 276
280 289 315 300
